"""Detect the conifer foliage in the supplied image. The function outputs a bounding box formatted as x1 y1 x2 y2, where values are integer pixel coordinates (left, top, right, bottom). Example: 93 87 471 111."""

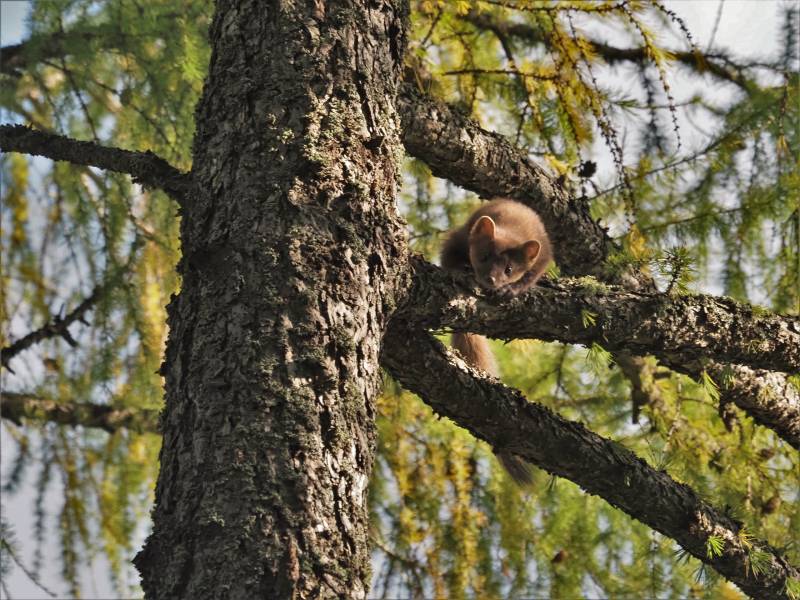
1 1 798 598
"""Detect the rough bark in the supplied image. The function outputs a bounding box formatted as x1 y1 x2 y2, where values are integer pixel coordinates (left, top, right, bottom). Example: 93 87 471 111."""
393 258 800 449
381 325 799 600
0 124 190 199
3 1 795 596
398 259 800 375
706 362 800 450
0 392 159 433
400 90 799 446
5 0 787 450
134 1 408 598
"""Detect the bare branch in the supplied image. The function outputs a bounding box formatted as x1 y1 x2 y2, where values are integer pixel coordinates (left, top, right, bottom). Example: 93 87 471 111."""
1 257 135 371
1 31 110 76
1 282 106 372
0 124 191 199
399 258 800 375
0 20 181 76
462 11 756 90
615 353 662 424
381 325 799 600
0 392 159 434
613 356 800 450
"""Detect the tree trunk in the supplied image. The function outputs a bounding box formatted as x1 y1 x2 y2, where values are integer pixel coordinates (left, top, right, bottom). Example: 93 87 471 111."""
135 1 408 598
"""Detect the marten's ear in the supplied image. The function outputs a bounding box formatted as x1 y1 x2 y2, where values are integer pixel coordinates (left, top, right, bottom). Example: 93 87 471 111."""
470 216 496 241
522 240 541 263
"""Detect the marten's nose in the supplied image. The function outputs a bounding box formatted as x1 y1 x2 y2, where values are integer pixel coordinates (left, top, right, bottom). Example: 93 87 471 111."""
487 275 496 285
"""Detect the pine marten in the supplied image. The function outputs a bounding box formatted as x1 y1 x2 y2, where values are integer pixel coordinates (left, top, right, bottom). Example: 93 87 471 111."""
440 198 553 374
440 198 553 484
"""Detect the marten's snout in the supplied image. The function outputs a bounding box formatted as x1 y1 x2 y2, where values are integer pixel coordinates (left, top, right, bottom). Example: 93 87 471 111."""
476 273 498 289
478 274 506 291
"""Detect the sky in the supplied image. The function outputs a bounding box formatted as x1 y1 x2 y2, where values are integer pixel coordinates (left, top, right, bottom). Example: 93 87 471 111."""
1 2 27 46
0 1 791 598
2 4 126 598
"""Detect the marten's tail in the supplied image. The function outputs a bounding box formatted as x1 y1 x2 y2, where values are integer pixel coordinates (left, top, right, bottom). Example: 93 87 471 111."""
496 452 534 486
451 333 498 376
451 334 533 485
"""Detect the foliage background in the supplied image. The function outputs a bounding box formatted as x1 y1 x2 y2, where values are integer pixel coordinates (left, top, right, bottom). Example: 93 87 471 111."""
1 1 797 598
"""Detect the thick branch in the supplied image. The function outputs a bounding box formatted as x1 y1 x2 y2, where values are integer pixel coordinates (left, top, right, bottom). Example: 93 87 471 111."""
399 85 628 282
401 91 799 446
0 124 191 199
381 325 798 600
399 259 800 375
0 392 159 433
706 363 800 450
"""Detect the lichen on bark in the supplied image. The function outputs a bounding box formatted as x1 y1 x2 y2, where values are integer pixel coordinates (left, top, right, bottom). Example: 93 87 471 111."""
135 2 409 598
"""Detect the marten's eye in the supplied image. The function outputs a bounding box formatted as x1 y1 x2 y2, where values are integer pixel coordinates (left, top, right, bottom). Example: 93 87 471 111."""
482 253 491 262
504 265 513 276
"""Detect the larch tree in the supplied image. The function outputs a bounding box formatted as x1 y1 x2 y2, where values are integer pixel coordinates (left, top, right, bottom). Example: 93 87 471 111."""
0 1 798 599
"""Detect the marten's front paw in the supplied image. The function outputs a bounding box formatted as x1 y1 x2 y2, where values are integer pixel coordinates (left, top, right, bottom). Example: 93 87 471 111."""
494 285 519 299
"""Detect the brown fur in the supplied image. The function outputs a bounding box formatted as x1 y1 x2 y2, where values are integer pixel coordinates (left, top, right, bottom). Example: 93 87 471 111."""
440 198 553 377
496 453 534 486
441 198 553 298
440 199 553 486
451 332 498 376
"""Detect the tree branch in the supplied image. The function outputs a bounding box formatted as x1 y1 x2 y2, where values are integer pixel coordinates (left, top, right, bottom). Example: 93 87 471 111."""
398 84 635 283
462 11 756 91
399 258 800 375
612 354 800 451
615 353 663 424
0 124 191 200
0 392 159 434
706 362 800 450
0 19 182 77
381 325 798 600
394 67 797 569
401 90 799 447
1 30 114 76
1 281 106 372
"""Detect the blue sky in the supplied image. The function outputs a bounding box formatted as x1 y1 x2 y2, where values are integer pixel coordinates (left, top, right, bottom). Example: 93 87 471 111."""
1 1 28 46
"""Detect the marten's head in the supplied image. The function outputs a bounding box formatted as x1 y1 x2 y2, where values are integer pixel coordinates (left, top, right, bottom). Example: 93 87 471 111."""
468 216 541 290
